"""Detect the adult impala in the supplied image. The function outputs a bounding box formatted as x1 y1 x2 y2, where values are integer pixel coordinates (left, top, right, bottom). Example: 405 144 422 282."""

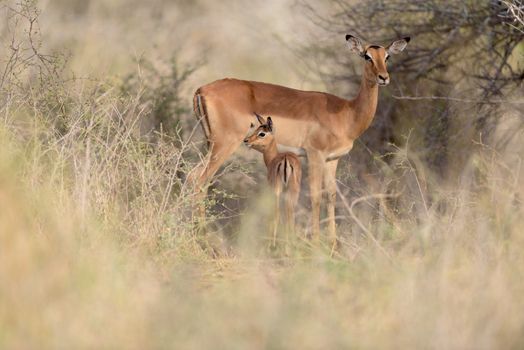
191 34 410 243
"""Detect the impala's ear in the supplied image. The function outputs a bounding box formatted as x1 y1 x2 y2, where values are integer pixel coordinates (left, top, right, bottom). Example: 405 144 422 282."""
387 37 410 55
346 34 365 55
267 117 273 132
254 113 265 125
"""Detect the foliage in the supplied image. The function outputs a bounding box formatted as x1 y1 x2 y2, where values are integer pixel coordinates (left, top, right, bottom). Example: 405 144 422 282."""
300 0 524 178
0 1 523 349
119 55 201 141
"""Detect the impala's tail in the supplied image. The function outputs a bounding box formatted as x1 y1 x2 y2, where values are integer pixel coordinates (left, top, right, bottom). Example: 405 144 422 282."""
272 154 301 191
193 88 211 148
279 157 294 186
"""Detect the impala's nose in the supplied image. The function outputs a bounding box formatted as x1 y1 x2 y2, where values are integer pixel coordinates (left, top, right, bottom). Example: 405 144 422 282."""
243 138 249 143
378 74 390 85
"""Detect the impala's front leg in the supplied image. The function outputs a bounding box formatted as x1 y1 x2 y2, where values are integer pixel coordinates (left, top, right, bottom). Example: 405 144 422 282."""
307 151 324 241
324 159 339 245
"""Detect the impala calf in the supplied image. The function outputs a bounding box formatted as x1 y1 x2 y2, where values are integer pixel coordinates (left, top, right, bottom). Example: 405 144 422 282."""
244 114 301 248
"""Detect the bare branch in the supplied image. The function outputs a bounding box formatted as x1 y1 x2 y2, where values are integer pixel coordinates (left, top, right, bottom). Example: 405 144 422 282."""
501 0 524 33
392 95 524 105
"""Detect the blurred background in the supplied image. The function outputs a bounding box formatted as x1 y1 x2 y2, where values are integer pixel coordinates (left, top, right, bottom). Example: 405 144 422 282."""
38 0 313 85
0 0 523 348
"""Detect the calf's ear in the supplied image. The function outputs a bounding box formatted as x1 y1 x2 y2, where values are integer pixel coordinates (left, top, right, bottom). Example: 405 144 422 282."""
267 117 273 132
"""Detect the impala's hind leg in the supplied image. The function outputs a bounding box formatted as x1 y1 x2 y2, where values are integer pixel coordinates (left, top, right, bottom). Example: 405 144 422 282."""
190 94 249 229
284 195 295 235
284 192 298 255
272 191 281 249
190 139 242 222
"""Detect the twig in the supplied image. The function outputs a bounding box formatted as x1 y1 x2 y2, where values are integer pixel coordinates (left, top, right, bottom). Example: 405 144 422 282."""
501 0 524 33
404 131 430 218
392 95 524 104
336 187 399 264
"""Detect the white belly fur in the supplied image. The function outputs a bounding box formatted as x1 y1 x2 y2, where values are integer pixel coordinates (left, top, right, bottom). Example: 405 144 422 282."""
276 144 353 161
277 144 307 157
327 145 353 161
327 150 350 161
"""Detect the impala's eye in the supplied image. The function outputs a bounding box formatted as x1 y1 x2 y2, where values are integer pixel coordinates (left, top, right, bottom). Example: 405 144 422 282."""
258 132 266 138
364 54 372 61
385 55 390 62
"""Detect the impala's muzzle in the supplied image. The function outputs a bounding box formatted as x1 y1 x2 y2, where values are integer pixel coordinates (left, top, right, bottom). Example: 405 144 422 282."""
377 74 390 86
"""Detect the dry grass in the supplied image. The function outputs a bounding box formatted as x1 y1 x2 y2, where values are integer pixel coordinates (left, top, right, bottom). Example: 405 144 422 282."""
0 1 523 349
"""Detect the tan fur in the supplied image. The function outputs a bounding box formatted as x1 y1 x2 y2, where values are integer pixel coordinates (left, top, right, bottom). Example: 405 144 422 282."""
244 116 301 247
191 36 410 243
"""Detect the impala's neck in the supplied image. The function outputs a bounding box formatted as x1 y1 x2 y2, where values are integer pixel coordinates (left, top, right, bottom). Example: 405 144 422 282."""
350 70 379 137
262 138 279 168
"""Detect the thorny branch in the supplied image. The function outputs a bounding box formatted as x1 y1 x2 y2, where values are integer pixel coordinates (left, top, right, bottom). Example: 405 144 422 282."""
299 0 524 174
0 1 63 92
501 0 524 33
